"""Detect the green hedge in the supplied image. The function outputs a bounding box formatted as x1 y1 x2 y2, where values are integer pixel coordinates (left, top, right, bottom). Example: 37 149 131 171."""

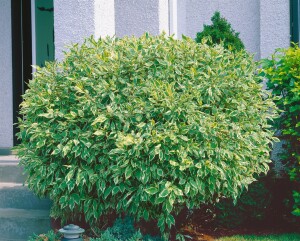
260 45 300 217
16 33 277 239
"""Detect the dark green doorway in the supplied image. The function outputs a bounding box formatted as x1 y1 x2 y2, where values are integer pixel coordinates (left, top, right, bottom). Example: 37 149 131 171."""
33 0 54 67
11 0 54 145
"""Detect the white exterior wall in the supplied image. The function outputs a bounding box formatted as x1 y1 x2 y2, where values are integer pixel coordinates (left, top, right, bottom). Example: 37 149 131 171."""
54 0 290 60
260 0 290 58
185 0 261 58
54 0 115 61
177 0 187 38
0 0 13 148
159 0 169 34
115 0 160 37
184 0 289 59
54 0 95 61
94 0 115 39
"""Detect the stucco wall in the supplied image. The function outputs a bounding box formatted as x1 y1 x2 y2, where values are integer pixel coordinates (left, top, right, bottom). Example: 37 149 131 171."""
115 0 160 37
177 0 186 38
260 0 290 58
54 0 290 60
185 0 261 58
159 0 169 34
54 0 116 61
94 0 115 38
0 0 13 148
54 0 95 61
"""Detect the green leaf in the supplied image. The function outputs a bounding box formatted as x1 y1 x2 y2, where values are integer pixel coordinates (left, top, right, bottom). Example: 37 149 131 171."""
112 186 120 195
158 215 165 229
66 169 75 182
169 161 179 166
51 148 60 155
157 169 164 176
166 214 175 228
104 187 112 199
69 198 75 210
71 193 80 204
173 187 183 196
145 187 159 195
179 135 189 141
143 210 150 220
73 139 80 146
159 189 170 198
166 200 173 213
62 145 71 157
195 163 202 168
92 115 107 125
67 180 75 192
93 130 104 136
125 166 133 179
184 183 190 195
158 150 164 160
59 196 68 208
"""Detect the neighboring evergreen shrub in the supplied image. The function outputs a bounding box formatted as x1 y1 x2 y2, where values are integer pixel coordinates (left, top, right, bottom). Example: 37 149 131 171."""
90 217 162 241
16 33 278 240
195 11 245 51
260 45 300 217
28 230 60 241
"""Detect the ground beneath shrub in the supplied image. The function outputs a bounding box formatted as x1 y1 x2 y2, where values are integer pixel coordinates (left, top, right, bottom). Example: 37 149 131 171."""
77 225 299 241
49 225 299 241
51 210 300 241
178 223 300 241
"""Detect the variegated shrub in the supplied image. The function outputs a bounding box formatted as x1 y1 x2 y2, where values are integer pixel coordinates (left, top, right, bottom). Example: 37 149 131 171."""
15 34 278 239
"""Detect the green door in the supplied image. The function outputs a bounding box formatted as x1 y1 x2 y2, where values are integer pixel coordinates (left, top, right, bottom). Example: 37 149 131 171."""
290 0 300 44
34 0 54 67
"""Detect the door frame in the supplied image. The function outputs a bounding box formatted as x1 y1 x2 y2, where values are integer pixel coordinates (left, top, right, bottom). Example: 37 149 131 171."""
11 0 32 145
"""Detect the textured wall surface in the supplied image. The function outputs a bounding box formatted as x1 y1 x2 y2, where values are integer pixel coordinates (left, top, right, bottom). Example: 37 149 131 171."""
0 0 13 148
54 0 290 60
115 0 160 37
94 0 115 38
185 0 261 58
260 0 290 58
177 0 187 38
54 0 116 61
159 0 169 34
218 0 261 58
54 0 95 61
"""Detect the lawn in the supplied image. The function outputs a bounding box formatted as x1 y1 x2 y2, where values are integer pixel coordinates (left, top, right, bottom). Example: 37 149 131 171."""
216 233 300 241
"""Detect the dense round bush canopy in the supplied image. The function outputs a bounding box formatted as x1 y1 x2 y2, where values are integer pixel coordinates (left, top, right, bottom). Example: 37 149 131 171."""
16 34 277 238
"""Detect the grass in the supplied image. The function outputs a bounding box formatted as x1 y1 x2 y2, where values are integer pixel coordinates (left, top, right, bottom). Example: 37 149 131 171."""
216 233 300 241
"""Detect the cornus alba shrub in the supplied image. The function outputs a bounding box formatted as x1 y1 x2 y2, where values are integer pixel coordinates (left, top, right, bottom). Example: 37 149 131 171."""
16 34 278 239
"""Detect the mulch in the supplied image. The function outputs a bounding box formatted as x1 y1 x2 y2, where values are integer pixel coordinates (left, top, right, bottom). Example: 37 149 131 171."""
176 222 300 241
51 210 300 241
